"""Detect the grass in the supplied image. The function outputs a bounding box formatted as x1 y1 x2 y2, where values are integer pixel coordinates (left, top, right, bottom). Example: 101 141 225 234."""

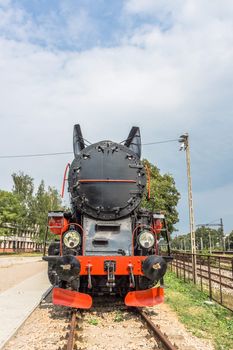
88 318 99 326
165 272 233 350
0 252 42 257
114 311 124 322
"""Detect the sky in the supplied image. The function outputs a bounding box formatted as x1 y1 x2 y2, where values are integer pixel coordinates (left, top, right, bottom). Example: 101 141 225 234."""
0 0 233 234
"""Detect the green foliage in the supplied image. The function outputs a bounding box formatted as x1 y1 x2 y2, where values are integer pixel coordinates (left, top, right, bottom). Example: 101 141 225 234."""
88 318 98 326
114 311 124 322
141 160 180 233
0 191 24 234
172 226 223 251
165 272 233 350
12 172 35 226
228 231 233 246
195 226 221 250
12 171 34 202
34 181 62 238
0 172 63 240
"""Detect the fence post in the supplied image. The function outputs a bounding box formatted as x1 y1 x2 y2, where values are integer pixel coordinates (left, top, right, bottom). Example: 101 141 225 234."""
200 256 203 291
231 259 233 281
183 256 186 282
208 256 212 299
219 257 223 305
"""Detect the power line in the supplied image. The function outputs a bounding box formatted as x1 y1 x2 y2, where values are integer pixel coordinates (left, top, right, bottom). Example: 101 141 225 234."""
142 139 179 146
0 152 73 159
0 138 179 159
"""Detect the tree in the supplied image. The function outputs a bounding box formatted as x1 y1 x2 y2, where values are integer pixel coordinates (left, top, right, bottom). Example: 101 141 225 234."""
195 227 219 250
228 231 233 249
12 171 34 202
34 181 63 239
171 234 190 250
12 172 34 225
141 160 180 233
0 191 24 234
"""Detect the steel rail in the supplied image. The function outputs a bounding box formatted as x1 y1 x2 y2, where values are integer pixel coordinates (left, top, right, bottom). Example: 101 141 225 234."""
66 310 78 350
135 308 177 350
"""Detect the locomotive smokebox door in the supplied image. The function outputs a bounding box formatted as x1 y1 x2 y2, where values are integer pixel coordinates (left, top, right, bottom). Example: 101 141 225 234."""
68 140 146 220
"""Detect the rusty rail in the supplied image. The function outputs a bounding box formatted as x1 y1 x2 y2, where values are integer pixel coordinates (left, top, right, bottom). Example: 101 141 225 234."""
170 252 233 312
66 310 78 350
134 308 177 350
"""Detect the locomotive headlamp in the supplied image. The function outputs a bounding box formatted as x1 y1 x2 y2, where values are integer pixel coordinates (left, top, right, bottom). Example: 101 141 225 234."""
63 230 81 248
138 231 155 249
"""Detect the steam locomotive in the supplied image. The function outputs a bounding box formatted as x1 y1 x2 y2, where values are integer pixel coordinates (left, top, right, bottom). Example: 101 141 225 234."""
43 125 172 309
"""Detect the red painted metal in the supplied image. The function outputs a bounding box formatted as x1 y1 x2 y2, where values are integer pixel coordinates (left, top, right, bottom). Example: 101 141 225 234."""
61 163 70 198
76 256 146 275
48 217 68 235
125 287 164 307
152 220 163 254
53 287 92 309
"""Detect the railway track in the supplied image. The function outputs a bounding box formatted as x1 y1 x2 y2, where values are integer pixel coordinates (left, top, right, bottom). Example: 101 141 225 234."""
135 308 177 350
4 292 211 350
66 311 78 350
64 306 177 350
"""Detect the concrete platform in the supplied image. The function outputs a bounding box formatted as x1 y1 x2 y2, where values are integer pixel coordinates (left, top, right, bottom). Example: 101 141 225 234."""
0 256 42 268
0 267 50 349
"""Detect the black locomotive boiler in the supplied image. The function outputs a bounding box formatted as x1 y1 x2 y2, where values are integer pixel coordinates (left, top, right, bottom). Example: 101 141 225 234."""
43 125 172 308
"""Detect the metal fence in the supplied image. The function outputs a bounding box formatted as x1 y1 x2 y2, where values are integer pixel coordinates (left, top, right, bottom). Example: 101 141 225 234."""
170 252 233 312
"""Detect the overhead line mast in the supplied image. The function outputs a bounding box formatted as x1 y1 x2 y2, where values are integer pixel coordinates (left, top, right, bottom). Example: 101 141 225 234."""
179 133 197 283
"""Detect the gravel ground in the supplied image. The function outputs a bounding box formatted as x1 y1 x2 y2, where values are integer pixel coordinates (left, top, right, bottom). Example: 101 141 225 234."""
3 295 69 350
79 307 159 350
146 303 214 350
2 294 214 350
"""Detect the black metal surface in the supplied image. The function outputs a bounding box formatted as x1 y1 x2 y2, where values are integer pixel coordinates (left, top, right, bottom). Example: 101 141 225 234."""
43 255 80 283
68 140 146 220
73 124 85 156
124 126 141 158
142 255 168 283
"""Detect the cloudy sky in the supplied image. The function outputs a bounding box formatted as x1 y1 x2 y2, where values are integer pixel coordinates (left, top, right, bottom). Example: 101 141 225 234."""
0 0 233 234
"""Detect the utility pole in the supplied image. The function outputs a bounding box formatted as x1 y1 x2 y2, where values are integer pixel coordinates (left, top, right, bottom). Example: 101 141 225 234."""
220 218 225 252
200 237 203 251
179 133 197 283
209 231 212 254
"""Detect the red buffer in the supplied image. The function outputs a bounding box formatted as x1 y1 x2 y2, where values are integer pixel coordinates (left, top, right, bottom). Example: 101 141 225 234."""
125 287 164 307
53 288 93 309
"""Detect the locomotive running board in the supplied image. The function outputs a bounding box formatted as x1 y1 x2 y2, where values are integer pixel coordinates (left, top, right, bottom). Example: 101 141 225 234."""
53 287 92 309
124 287 164 307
